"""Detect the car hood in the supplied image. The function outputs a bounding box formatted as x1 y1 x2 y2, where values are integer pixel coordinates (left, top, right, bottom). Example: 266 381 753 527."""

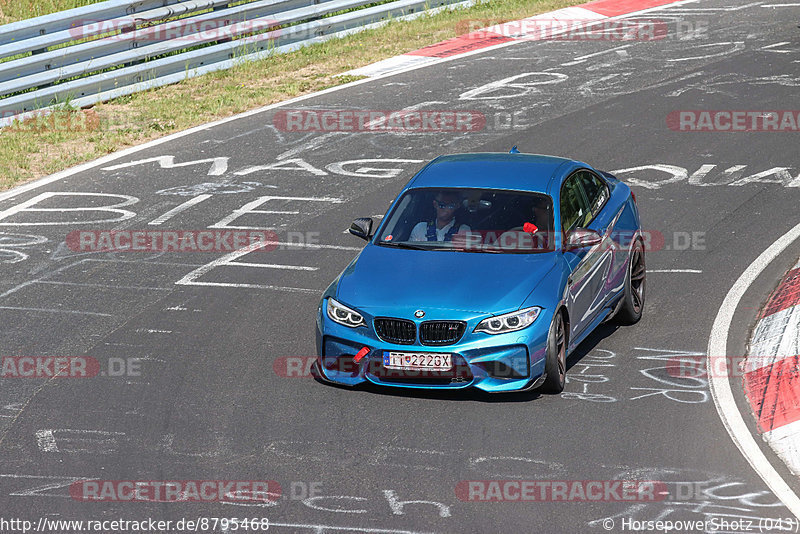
336 244 558 315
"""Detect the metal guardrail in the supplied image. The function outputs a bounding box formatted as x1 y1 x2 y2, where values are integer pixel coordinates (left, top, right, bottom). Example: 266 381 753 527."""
0 0 187 47
0 0 473 127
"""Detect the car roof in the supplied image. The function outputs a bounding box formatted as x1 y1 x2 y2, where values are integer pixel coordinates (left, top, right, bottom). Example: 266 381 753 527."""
406 153 586 194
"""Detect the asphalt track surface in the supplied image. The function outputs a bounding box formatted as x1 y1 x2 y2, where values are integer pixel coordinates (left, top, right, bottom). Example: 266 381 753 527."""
1 0 800 532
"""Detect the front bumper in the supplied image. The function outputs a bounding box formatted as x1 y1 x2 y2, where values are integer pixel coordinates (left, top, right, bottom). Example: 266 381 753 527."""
315 305 550 393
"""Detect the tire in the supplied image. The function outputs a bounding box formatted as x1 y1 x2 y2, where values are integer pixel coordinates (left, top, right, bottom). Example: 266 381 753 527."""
616 239 646 325
541 311 567 393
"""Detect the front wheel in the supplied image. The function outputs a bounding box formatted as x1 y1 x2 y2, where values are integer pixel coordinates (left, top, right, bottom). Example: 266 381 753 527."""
616 239 646 324
541 311 567 393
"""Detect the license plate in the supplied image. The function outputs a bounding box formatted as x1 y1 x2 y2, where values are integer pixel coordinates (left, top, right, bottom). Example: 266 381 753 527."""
383 351 452 371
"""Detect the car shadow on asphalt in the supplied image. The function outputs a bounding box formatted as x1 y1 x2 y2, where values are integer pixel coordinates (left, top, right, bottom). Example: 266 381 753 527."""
312 321 622 403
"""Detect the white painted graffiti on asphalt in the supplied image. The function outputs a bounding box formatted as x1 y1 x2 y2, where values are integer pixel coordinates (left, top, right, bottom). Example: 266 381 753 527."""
1 471 452 518
589 467 788 534
459 72 570 100
103 156 230 176
101 156 425 180
35 428 126 454
564 347 709 404
96 156 800 189
611 164 800 188
562 348 618 403
0 232 47 263
0 193 138 226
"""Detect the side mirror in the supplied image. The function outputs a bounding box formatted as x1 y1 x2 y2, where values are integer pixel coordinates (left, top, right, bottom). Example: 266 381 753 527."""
565 228 602 250
349 217 373 241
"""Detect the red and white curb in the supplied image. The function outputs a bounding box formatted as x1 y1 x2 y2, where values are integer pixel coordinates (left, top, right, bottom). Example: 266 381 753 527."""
745 259 800 475
344 0 686 78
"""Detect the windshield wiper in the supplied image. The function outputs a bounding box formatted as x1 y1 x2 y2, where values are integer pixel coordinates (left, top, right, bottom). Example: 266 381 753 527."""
376 241 516 253
458 247 504 253
376 241 431 250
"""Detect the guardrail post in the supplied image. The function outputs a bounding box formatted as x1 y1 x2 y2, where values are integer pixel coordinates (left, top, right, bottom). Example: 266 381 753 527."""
31 28 48 55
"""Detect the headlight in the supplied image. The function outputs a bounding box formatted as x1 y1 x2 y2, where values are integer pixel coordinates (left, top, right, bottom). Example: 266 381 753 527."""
474 307 541 335
327 298 366 328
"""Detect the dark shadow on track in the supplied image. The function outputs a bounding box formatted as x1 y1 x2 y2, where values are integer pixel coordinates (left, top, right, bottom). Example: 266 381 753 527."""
566 321 622 372
311 320 626 403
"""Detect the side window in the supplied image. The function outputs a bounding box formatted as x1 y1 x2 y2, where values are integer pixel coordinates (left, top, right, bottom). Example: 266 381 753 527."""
578 171 609 220
560 174 589 233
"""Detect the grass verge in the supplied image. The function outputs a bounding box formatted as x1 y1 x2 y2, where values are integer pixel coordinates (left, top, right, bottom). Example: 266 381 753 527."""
0 0 579 191
0 0 105 24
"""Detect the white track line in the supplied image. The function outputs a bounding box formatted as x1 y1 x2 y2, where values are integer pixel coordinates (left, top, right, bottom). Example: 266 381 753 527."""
707 220 800 519
0 306 112 317
229 261 317 271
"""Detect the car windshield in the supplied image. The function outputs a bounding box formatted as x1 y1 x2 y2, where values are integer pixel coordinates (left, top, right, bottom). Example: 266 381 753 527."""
374 187 555 253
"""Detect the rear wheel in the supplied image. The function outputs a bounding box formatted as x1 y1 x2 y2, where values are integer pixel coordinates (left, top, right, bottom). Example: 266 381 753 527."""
616 239 646 324
541 311 567 393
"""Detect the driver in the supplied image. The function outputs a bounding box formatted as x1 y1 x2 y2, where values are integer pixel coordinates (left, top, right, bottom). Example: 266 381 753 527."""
409 190 471 242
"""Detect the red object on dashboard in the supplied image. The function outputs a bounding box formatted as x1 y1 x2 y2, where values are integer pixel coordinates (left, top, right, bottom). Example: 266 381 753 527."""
523 222 538 234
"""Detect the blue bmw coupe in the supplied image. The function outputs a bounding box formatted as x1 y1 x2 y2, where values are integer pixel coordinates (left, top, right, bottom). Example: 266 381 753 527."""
314 150 645 393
